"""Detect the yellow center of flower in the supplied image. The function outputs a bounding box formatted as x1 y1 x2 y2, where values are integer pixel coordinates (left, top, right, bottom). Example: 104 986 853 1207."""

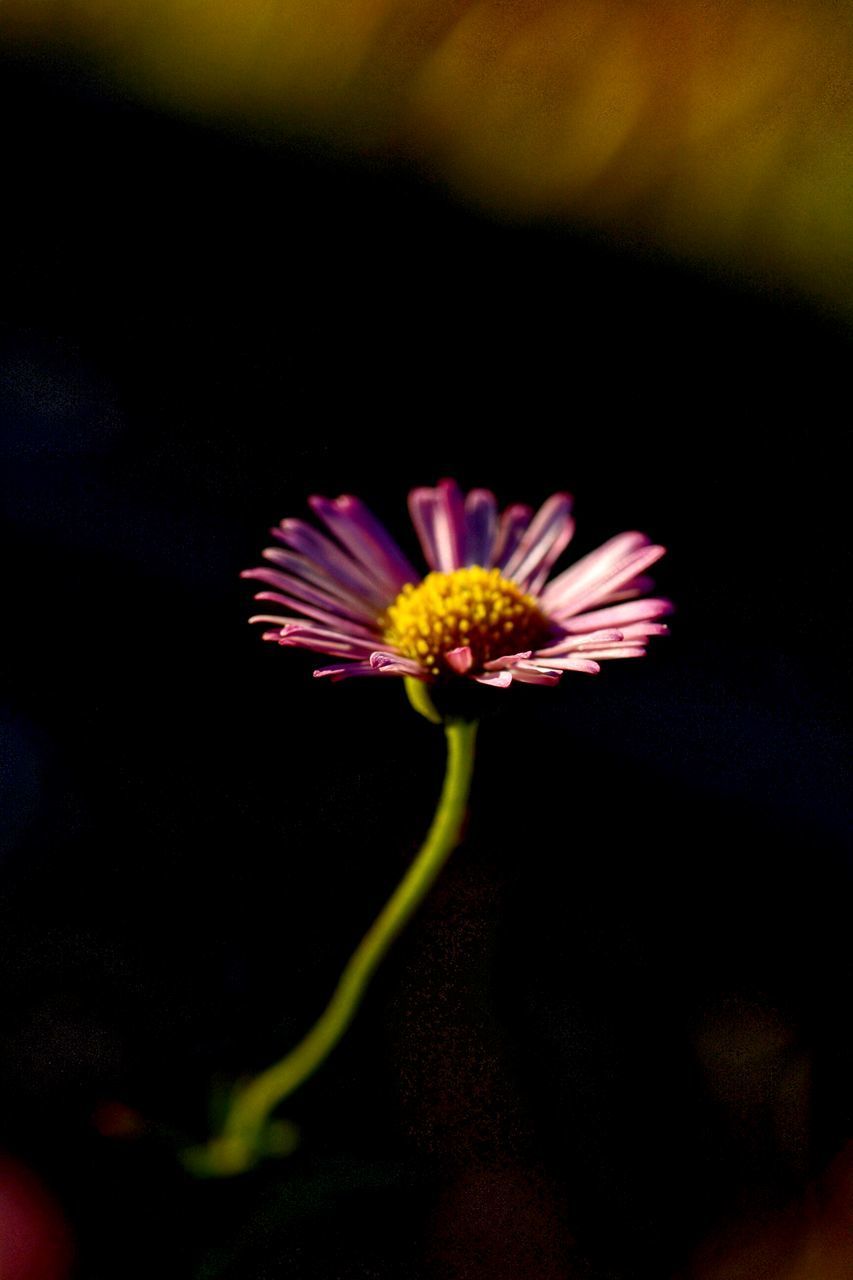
381 566 550 674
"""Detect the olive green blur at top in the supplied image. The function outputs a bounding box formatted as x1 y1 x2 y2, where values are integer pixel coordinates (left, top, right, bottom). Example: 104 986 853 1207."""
1 0 851 313
183 708 477 1176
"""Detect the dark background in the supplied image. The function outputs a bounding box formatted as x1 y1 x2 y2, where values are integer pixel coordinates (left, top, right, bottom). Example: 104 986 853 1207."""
1 46 851 1279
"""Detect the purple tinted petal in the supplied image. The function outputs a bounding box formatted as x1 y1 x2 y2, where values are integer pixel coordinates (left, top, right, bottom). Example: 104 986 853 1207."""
280 621 379 646
503 493 575 591
437 479 466 569
273 518 386 601
369 651 428 676
241 566 379 625
407 487 442 571
463 489 498 567
493 503 533 570
332 498 419 586
261 547 387 615
309 495 418 596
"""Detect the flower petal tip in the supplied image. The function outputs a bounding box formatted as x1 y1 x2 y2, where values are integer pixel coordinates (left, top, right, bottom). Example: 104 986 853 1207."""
445 646 474 674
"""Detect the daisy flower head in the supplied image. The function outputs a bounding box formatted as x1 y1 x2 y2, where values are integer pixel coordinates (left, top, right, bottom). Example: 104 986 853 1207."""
243 480 671 692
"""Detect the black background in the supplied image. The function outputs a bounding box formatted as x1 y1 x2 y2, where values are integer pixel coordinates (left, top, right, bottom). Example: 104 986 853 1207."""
2 46 851 1279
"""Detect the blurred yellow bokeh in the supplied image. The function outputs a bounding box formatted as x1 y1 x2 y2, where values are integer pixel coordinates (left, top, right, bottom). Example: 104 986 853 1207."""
684 1141 853 1280
2 0 851 310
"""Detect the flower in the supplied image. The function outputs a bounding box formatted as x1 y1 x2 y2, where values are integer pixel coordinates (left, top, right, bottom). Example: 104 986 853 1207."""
243 480 670 688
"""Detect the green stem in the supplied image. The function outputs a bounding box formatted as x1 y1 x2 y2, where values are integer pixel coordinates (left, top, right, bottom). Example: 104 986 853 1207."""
186 716 478 1176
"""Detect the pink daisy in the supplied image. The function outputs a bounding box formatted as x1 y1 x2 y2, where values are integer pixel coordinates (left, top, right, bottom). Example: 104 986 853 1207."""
243 480 670 688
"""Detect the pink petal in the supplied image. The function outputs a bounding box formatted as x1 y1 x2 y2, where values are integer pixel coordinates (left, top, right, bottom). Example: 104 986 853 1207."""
534 656 601 675
445 645 474 674
463 489 499 567
408 479 465 572
279 623 385 660
251 590 380 638
313 661 394 681
509 662 563 686
541 532 651 610
473 670 513 688
503 493 575 592
571 646 647 660
600 575 657 604
482 650 533 671
545 543 666 620
533 629 624 657
615 621 669 641
248 613 301 627
556 597 673 634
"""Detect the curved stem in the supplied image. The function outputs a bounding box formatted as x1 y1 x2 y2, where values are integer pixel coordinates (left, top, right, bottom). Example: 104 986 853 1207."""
188 716 478 1176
